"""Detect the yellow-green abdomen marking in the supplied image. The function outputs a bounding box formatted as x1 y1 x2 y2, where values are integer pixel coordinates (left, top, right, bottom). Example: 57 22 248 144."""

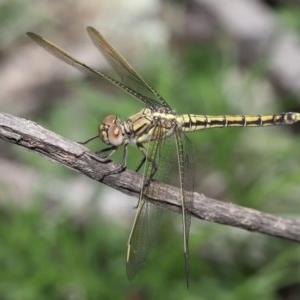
178 112 300 132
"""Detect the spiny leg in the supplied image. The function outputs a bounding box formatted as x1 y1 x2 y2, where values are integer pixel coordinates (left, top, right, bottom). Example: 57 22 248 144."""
100 143 129 176
135 156 146 173
137 143 158 184
77 135 99 145
129 143 157 210
78 134 119 162
96 145 117 159
131 143 159 209
81 139 129 176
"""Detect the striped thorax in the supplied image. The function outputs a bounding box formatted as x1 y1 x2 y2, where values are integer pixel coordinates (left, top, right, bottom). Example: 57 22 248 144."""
98 107 179 146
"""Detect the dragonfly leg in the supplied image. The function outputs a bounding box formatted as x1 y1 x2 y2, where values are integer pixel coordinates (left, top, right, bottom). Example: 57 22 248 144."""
137 143 158 185
120 142 128 171
102 143 128 176
135 156 146 173
77 135 99 145
96 145 117 159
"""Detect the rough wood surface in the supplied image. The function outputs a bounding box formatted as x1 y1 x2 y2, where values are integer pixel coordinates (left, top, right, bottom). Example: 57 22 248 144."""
1 111 300 243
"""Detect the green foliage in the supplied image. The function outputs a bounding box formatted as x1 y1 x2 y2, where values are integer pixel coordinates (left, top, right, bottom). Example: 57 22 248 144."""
0 201 299 299
2 2 300 298
0 200 126 299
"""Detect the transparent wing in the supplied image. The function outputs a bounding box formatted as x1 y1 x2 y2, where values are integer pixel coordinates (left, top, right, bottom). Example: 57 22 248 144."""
27 27 167 107
126 129 194 283
126 133 163 280
87 27 170 109
175 131 194 288
126 200 163 280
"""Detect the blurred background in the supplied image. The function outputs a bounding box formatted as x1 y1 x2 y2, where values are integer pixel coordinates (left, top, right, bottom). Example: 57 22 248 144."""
1 0 300 299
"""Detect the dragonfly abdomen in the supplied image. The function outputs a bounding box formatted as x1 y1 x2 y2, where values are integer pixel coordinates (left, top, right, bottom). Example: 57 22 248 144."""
178 112 300 131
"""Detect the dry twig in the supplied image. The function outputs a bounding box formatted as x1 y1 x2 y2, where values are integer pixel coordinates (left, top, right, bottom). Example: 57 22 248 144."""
1 111 300 242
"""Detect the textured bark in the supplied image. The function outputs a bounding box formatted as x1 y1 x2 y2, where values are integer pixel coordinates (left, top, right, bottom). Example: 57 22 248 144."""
1 111 300 243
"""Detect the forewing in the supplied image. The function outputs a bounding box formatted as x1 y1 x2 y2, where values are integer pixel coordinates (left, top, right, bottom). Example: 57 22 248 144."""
27 32 159 107
87 27 170 109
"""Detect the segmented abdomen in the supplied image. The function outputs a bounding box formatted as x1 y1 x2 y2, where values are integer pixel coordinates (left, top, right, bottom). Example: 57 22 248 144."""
178 112 300 132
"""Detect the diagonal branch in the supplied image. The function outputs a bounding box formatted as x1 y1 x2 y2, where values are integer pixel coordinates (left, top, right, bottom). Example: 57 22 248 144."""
1 111 300 243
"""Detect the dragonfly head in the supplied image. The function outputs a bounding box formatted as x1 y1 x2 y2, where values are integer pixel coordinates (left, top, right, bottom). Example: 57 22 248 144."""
98 115 124 146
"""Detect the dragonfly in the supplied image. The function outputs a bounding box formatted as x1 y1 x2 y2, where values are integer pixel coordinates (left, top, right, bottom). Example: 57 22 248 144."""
27 27 300 287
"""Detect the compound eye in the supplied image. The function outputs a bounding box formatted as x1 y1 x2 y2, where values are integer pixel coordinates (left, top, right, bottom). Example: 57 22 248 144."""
108 124 123 146
103 115 117 125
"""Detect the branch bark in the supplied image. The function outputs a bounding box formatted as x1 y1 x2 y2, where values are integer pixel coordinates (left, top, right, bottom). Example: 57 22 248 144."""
1 111 300 243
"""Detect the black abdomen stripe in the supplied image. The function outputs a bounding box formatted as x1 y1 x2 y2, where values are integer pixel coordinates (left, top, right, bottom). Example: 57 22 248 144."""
179 112 300 131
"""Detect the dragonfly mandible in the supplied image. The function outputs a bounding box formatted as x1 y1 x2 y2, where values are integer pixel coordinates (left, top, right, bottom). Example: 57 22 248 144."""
27 27 300 287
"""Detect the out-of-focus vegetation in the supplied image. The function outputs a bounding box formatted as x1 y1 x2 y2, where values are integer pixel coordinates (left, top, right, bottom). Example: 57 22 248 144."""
1 1 300 299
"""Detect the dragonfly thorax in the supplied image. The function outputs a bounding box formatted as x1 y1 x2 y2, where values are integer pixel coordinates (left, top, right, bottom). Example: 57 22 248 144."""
98 115 124 146
122 108 178 144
